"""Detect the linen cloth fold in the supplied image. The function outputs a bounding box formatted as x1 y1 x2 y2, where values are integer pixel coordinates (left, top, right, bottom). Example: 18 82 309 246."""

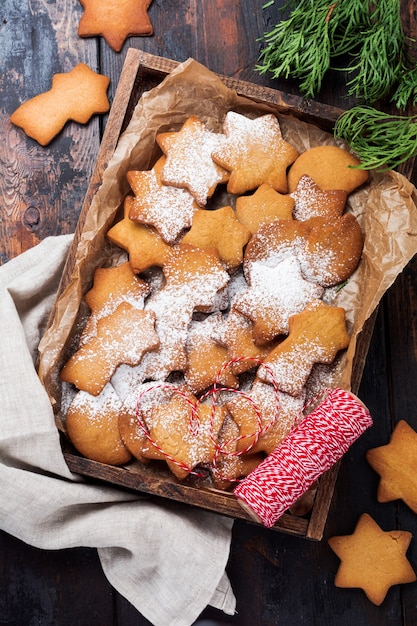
0 235 236 626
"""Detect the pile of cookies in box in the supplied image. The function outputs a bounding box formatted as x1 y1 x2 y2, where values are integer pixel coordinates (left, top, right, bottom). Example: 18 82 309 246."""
59 110 369 488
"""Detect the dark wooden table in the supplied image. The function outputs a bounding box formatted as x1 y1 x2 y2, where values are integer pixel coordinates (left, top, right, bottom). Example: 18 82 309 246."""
1 1 417 624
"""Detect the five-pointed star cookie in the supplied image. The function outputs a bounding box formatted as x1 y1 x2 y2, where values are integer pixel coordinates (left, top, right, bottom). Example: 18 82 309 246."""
78 0 153 52
328 513 416 606
156 115 230 206
233 256 324 344
211 111 299 195
10 63 110 145
181 205 251 271
107 196 173 274
60 302 159 396
146 393 226 479
258 299 350 396
366 420 417 512
127 156 199 243
235 183 295 234
290 174 348 221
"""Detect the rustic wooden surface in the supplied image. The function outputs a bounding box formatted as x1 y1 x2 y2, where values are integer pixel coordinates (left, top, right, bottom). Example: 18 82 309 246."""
1 1 417 625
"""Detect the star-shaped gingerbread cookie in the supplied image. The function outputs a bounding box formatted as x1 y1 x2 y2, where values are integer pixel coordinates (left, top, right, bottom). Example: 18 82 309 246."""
233 256 324 344
10 63 110 146
107 196 172 274
366 420 417 513
81 261 151 343
328 513 416 605
235 183 294 234
127 156 199 244
181 205 251 271
157 116 230 206
211 111 299 195
78 0 153 52
290 174 348 221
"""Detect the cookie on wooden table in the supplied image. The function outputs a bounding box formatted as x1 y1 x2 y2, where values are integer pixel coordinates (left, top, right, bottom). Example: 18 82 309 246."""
10 63 110 145
328 513 416 605
78 0 153 52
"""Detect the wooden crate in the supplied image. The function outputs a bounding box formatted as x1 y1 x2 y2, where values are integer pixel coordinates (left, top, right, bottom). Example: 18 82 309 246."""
52 49 378 540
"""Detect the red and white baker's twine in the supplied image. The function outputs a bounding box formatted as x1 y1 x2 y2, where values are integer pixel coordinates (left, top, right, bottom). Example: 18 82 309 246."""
233 387 373 528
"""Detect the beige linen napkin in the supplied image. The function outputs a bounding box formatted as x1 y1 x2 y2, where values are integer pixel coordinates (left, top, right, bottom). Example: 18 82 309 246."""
0 235 235 626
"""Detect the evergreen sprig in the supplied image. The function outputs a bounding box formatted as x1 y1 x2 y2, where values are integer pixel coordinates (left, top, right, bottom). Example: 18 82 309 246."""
258 0 417 109
334 106 417 170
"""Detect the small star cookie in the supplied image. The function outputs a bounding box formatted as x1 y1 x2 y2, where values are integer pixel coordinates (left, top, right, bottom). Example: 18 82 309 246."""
328 513 416 605
156 116 230 206
107 196 172 274
290 175 348 221
78 0 153 52
235 183 294 234
10 63 110 146
366 420 417 513
127 156 199 244
181 205 251 271
211 111 299 195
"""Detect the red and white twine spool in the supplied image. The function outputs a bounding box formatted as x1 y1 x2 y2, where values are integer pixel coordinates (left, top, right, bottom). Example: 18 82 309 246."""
233 387 373 528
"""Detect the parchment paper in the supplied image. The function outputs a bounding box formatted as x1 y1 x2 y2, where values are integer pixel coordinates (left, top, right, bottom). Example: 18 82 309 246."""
38 57 417 428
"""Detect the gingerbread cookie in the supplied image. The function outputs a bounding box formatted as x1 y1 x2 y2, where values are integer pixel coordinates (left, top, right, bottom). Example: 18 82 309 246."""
144 393 227 480
66 385 132 465
288 145 369 194
127 156 199 244
107 196 172 274
328 513 416 605
215 308 279 375
181 205 251 271
234 256 324 344
290 175 347 221
118 383 186 463
226 379 305 454
211 414 265 490
366 420 417 513
156 116 229 206
258 300 350 396
81 261 151 343
10 63 110 146
244 214 363 288
211 111 299 195
60 302 159 396
235 183 294 234
185 313 239 395
78 0 153 52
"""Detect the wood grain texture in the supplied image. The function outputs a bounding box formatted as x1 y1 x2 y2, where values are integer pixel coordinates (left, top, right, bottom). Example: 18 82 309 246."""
1 0 417 625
